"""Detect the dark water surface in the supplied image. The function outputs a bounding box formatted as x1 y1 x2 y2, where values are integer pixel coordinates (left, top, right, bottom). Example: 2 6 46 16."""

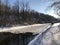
0 32 38 45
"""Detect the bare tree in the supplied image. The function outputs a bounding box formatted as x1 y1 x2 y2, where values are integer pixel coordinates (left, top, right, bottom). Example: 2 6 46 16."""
20 0 30 22
20 0 30 12
0 0 2 10
5 0 9 13
0 0 2 19
0 0 1 4
48 0 60 16
0 0 1 10
3 0 9 25
25 0 30 11
12 0 19 15
11 0 20 24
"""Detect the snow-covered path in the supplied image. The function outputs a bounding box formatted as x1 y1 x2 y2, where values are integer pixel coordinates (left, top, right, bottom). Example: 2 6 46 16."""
28 23 60 45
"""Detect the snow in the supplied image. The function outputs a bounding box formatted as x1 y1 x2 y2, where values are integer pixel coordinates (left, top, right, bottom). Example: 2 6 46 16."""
28 23 60 45
0 23 60 45
0 23 51 34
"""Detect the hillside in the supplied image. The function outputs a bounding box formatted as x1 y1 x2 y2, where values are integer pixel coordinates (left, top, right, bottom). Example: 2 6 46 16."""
0 2 60 27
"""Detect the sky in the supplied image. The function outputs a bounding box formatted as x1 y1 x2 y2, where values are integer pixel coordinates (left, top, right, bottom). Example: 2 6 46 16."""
28 0 59 18
8 0 52 13
2 0 60 18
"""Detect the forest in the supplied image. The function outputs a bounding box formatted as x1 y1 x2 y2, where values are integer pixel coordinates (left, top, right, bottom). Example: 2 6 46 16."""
0 0 60 27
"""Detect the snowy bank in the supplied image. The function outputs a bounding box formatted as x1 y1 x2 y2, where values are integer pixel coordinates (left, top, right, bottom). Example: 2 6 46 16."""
0 23 51 34
28 23 60 45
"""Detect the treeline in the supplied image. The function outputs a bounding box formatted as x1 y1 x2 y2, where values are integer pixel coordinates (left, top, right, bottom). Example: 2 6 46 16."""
0 0 60 27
